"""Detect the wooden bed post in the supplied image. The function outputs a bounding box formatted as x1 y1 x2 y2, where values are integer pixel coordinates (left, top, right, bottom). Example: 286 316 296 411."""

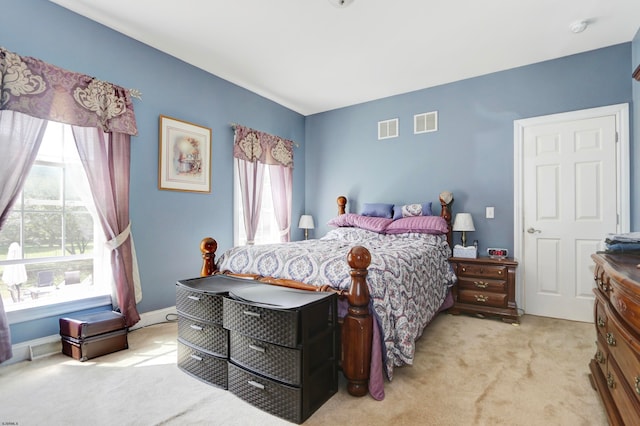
200 237 217 277
439 193 454 248
342 245 372 397
337 196 347 215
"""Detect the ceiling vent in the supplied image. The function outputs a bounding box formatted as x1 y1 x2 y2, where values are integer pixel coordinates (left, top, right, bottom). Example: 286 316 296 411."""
378 118 399 140
414 111 438 134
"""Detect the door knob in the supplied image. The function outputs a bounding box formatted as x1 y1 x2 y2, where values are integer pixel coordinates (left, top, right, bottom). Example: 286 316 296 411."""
527 227 541 234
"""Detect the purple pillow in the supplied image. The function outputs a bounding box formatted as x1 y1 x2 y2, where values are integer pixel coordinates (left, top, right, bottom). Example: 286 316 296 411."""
361 203 394 219
392 202 433 220
384 215 448 234
327 213 393 233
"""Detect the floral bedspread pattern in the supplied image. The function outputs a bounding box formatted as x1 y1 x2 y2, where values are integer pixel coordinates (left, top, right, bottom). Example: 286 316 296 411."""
216 227 455 379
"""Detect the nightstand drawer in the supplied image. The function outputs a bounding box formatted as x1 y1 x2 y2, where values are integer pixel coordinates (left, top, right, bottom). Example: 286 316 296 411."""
458 277 506 293
458 289 507 308
457 263 507 280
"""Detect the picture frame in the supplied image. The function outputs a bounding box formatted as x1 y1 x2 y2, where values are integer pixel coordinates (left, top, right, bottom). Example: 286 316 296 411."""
158 115 212 193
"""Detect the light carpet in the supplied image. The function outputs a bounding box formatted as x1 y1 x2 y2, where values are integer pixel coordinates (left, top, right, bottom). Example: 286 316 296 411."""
0 313 608 425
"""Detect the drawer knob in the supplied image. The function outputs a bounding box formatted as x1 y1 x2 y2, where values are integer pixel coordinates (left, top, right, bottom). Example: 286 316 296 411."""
189 324 204 331
597 316 605 328
498 270 502 275
635 376 640 395
187 295 200 301
461 267 466 273
248 344 266 353
248 380 265 390
474 281 488 289
607 372 616 389
595 350 605 364
243 310 261 318
190 354 203 362
606 332 616 346
474 295 489 303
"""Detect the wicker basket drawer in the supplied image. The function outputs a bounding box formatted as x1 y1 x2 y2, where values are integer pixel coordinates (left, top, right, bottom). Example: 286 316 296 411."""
228 362 302 423
176 286 224 324
178 314 229 357
177 341 228 389
224 298 299 347
230 331 301 386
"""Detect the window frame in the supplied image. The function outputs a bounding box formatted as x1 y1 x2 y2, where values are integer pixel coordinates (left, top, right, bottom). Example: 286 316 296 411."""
1 122 111 323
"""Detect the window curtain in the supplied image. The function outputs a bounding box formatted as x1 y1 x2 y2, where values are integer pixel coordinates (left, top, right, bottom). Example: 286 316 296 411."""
0 47 140 361
269 165 293 242
233 125 294 244
0 110 48 363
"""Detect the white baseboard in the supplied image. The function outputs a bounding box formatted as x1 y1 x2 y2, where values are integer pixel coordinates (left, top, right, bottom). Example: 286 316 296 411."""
3 306 177 367
129 306 177 331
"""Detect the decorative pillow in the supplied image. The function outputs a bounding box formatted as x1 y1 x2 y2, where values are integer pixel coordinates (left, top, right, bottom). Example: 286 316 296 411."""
361 203 394 219
392 202 433 219
384 215 448 235
327 213 393 233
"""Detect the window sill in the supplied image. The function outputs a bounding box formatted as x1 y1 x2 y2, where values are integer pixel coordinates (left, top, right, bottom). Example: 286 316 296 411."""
6 295 112 324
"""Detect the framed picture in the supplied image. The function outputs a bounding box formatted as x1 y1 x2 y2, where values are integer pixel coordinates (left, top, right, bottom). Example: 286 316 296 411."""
158 115 212 193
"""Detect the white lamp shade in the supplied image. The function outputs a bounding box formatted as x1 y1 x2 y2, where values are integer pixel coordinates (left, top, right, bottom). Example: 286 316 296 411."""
298 214 315 229
452 213 475 232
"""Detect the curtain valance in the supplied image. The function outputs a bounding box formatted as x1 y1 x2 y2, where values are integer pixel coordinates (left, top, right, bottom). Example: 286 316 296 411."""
0 47 137 135
233 124 294 168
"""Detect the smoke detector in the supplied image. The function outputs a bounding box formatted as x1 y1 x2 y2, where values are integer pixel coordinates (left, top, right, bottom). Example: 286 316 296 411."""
328 0 354 8
570 20 588 34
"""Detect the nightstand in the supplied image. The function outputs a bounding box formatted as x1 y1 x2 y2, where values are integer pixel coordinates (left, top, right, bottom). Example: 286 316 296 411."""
448 256 519 324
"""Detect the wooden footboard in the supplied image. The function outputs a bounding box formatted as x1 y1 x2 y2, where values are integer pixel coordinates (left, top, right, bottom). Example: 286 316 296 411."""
200 237 373 397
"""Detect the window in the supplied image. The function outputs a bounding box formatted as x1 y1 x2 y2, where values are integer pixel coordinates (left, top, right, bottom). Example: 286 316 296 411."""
233 162 281 246
0 122 110 315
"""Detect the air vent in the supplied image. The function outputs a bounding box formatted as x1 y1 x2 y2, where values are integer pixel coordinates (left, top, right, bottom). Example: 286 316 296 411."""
378 118 399 140
414 111 438 134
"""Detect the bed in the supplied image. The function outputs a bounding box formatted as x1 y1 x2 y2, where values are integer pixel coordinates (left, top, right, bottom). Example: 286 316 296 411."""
199 193 456 400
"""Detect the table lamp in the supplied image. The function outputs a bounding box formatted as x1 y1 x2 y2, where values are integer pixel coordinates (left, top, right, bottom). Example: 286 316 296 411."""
298 214 315 240
453 213 475 247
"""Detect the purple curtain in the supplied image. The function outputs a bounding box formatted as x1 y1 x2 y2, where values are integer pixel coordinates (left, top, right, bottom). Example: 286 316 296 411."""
0 47 140 353
72 127 140 327
269 165 293 242
0 110 48 363
236 159 265 245
233 125 294 243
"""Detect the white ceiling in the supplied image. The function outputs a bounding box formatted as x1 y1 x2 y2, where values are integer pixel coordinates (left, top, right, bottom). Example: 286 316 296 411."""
50 0 640 116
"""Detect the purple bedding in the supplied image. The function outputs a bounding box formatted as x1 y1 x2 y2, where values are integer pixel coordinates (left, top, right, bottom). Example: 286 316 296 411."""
217 227 456 399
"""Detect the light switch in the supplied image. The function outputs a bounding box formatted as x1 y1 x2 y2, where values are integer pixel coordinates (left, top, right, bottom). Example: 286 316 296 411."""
486 207 495 219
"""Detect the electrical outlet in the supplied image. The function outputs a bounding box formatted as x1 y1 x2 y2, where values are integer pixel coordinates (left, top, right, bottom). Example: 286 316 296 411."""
486 207 495 219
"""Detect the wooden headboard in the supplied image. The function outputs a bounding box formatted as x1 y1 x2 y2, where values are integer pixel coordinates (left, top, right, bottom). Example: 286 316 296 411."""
334 194 454 247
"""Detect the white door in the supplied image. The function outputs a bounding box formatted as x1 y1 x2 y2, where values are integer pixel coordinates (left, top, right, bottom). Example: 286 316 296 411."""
515 105 629 322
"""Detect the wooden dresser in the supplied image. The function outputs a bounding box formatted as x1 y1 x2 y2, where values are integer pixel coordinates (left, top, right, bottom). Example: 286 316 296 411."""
590 253 640 425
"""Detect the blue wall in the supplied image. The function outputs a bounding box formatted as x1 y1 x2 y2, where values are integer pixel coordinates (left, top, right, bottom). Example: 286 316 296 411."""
305 44 634 253
1 0 306 343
